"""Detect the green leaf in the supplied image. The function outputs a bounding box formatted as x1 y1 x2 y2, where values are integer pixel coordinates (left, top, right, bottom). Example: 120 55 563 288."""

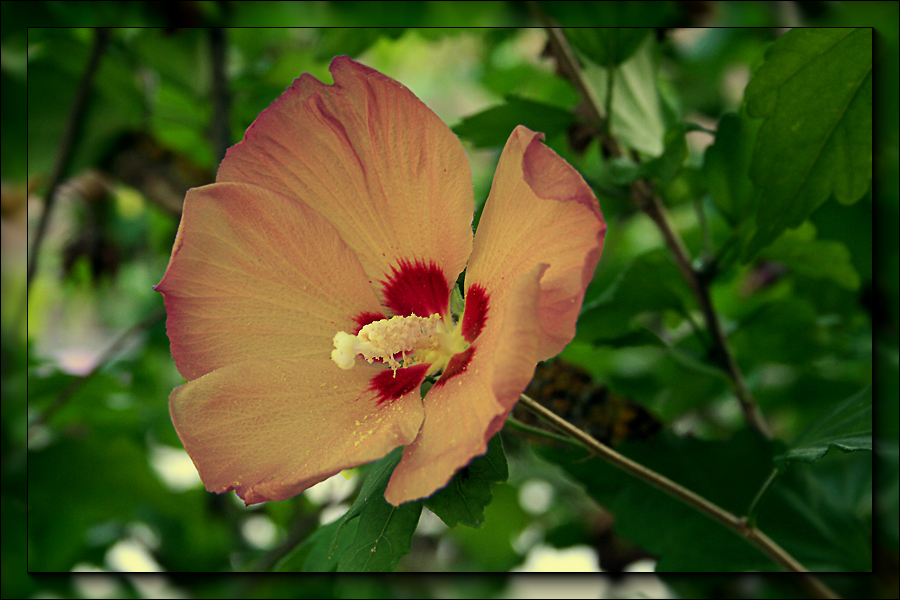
565 28 651 67
758 450 872 571
580 37 667 156
577 249 694 343
703 111 762 227
276 449 422 572
541 430 779 571
761 222 861 290
639 123 689 183
314 27 407 61
778 386 872 464
424 433 508 528
275 518 353 573
729 297 824 366
453 95 576 148
337 496 422 572
744 28 872 255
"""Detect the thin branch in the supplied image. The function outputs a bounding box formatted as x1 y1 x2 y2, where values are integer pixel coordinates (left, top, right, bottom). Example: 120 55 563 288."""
31 306 166 428
26 27 111 294
542 23 771 439
506 414 582 448
516 394 840 598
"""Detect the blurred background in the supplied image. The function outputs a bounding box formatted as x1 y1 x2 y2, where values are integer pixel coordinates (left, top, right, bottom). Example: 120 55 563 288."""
5 2 896 598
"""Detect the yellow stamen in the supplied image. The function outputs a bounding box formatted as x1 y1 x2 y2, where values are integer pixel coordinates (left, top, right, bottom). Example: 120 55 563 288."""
331 313 468 375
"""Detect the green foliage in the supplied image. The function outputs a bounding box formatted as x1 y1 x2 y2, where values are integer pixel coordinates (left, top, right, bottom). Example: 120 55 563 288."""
542 430 779 571
778 386 872 464
580 37 668 156
453 96 576 149
277 449 421 572
703 111 761 228
744 28 872 255
565 28 651 67
758 450 872 572
425 433 508 528
12 16 885 589
577 248 695 342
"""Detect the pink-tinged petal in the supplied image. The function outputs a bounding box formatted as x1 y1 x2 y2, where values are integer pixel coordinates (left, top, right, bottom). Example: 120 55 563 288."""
465 125 606 360
170 357 425 505
155 182 384 381
384 265 546 505
217 55 472 308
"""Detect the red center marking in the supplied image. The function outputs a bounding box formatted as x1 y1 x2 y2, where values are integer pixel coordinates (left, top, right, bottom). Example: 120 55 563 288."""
369 363 430 405
461 284 489 343
381 259 451 318
352 311 386 335
433 346 475 387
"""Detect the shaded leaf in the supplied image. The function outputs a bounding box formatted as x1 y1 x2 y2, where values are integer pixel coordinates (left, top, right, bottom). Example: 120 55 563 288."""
275 518 354 573
453 95 576 148
639 123 689 182
758 450 872 571
745 28 872 255
778 386 872 464
276 449 421 572
581 37 667 156
577 249 694 343
541 430 778 571
730 297 825 366
424 433 508 528
542 1 679 28
338 496 422 572
761 222 861 290
703 111 762 227
565 28 650 67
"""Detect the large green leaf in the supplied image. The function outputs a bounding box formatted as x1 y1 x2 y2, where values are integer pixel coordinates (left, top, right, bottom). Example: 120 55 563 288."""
541 430 778 571
453 95 576 148
580 37 667 156
424 433 508 528
757 450 872 571
276 449 421 572
744 28 872 255
778 386 872 464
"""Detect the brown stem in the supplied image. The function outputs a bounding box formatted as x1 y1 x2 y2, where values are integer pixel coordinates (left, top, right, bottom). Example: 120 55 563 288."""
632 182 772 439
517 394 840 598
540 21 772 439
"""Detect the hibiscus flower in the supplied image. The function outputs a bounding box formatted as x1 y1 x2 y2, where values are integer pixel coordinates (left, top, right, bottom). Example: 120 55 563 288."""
155 56 605 506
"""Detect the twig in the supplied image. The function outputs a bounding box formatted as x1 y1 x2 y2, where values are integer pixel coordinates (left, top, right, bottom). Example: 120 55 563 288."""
517 394 840 598
541 22 772 439
26 27 111 294
632 182 771 438
506 415 582 448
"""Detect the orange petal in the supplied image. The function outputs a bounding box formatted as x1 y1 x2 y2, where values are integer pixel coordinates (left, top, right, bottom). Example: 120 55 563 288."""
384 127 606 505
384 264 546 505
170 357 425 505
217 56 473 306
465 125 606 361
155 182 384 381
